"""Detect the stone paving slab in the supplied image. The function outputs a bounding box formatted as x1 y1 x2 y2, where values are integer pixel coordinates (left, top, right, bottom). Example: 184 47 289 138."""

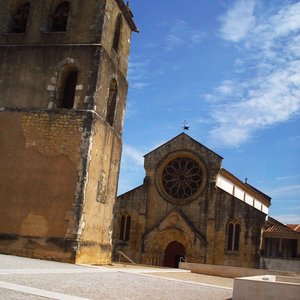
0 255 233 300
0 255 91 270
147 272 234 288
1 289 47 300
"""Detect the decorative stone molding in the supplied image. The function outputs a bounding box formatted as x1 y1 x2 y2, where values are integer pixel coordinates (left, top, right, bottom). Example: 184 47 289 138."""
155 150 208 205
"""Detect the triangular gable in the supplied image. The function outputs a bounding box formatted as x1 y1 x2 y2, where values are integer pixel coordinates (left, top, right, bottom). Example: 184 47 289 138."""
144 132 223 160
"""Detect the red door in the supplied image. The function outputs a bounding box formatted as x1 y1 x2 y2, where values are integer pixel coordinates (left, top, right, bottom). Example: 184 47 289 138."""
164 241 185 268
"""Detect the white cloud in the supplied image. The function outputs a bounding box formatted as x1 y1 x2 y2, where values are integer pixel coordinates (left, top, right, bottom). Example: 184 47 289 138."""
128 60 149 80
287 35 300 57
209 1 300 147
190 32 206 44
272 214 300 224
118 144 145 194
267 184 300 198
122 144 144 167
204 80 246 104
216 81 233 96
128 58 150 90
204 94 216 102
268 3 300 38
131 82 149 90
124 101 138 120
234 58 244 66
165 19 206 51
276 174 300 181
219 0 256 42
210 126 250 147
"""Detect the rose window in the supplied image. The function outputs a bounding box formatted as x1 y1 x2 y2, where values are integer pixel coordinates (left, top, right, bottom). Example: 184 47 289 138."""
161 157 202 200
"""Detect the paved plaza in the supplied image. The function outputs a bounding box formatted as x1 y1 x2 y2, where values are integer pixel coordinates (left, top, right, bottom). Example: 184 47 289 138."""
0 255 233 299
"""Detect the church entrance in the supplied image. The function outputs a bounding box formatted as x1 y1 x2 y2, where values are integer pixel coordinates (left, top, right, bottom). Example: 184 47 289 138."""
164 241 185 268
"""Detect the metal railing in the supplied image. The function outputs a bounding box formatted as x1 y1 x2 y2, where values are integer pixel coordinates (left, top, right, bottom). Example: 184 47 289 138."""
118 251 136 264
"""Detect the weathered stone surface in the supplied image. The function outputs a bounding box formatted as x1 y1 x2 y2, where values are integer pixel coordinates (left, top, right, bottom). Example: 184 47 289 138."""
0 0 137 264
113 133 268 268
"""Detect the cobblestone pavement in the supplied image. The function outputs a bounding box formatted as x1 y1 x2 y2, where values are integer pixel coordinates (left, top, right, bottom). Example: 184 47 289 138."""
0 255 232 300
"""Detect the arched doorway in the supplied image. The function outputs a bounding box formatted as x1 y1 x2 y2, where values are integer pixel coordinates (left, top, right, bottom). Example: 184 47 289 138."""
164 241 185 268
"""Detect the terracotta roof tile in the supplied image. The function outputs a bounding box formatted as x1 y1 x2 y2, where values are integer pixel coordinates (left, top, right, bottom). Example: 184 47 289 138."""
265 224 300 235
286 224 300 233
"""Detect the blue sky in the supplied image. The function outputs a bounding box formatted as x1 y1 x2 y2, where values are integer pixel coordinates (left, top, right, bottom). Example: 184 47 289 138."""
118 0 300 224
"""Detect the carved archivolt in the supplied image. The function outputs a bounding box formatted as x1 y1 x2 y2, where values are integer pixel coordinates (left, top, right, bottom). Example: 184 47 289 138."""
143 211 206 266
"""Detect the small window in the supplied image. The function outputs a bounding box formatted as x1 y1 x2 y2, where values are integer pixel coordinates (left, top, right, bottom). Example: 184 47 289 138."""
112 14 122 52
119 214 131 241
51 1 70 32
57 66 78 109
106 79 118 126
227 222 240 251
11 2 30 33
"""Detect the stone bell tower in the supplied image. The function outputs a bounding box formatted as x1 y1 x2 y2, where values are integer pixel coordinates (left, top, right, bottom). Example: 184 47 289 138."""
0 0 137 264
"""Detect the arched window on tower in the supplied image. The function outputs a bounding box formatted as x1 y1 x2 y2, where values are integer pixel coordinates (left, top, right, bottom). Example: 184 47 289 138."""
226 222 240 251
51 1 70 32
112 14 123 52
119 214 131 242
11 2 30 33
106 79 118 126
56 65 78 109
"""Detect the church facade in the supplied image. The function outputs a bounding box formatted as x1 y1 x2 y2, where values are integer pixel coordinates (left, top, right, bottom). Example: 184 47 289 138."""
0 0 137 264
113 133 272 268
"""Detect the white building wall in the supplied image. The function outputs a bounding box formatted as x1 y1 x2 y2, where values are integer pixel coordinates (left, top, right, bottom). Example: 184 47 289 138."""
216 175 269 215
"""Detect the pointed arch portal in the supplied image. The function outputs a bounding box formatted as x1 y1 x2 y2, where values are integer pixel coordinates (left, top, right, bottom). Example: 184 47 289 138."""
164 241 186 268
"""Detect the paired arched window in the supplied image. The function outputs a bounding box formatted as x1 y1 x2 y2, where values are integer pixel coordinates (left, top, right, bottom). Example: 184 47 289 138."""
56 65 78 109
119 214 131 241
51 1 70 32
112 14 123 52
11 2 30 33
227 222 240 251
106 79 118 126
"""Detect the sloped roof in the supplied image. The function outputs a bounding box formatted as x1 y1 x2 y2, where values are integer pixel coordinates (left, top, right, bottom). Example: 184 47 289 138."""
219 168 271 205
265 224 298 235
286 224 300 233
144 132 223 159
116 0 139 32
246 183 272 202
265 217 300 235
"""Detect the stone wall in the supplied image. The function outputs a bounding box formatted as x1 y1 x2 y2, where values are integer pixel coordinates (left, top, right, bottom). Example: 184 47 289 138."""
113 133 268 268
180 262 300 278
0 0 132 136
76 118 122 264
0 108 123 264
0 109 84 262
0 45 96 109
0 0 136 264
113 186 146 263
261 257 300 272
212 189 266 268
